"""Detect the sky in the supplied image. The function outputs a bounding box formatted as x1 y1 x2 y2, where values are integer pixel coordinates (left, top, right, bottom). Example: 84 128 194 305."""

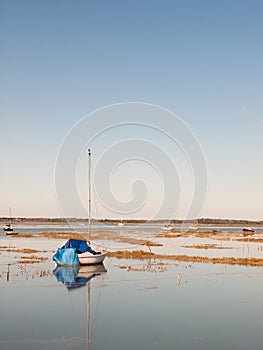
1 0 263 220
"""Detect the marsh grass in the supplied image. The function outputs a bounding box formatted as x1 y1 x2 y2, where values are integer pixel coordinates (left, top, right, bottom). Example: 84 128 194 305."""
3 248 48 254
1 247 50 264
183 244 233 250
15 231 162 247
108 250 263 266
17 232 85 240
4 228 263 267
17 256 48 264
237 238 263 243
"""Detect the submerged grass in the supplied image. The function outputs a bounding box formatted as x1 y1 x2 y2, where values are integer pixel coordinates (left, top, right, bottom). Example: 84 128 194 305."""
183 244 233 250
108 250 263 266
3 248 48 254
17 256 48 264
0 246 50 264
16 232 86 240
237 238 263 243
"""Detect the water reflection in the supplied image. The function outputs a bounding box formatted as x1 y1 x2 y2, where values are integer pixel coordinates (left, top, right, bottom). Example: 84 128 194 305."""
53 264 107 350
53 264 107 290
2 258 263 349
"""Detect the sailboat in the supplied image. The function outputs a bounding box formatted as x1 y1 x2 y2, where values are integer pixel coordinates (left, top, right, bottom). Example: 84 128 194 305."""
3 223 13 232
3 207 15 234
161 219 173 232
53 149 107 266
161 224 173 232
189 220 199 231
117 219 124 227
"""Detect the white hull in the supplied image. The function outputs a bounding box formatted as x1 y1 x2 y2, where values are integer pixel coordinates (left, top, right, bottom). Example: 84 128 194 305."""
243 227 254 232
78 250 107 265
3 225 13 232
161 225 173 232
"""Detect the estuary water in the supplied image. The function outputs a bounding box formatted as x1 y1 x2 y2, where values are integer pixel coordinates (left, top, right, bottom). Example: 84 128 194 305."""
1 220 262 235
1 232 263 349
1 258 263 349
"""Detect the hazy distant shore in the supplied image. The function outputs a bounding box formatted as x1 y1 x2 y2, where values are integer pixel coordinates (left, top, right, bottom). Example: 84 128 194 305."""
1 217 263 226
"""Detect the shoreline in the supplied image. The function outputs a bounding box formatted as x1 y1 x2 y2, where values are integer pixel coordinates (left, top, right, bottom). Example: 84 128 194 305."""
1 218 263 226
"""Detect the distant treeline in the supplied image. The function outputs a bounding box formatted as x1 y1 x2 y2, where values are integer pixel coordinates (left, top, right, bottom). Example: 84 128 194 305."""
0 217 263 225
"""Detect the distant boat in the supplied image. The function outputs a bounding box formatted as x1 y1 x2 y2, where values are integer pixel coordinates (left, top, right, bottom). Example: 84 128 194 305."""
243 227 254 233
189 220 199 231
3 223 13 232
161 224 173 232
3 207 14 233
118 220 124 227
53 149 107 266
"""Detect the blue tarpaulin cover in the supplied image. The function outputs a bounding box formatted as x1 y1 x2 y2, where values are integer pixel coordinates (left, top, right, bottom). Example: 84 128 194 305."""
53 247 80 265
53 239 96 266
62 239 96 254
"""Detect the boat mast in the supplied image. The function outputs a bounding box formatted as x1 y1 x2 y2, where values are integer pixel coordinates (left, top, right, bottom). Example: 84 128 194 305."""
9 207 12 225
88 149 91 240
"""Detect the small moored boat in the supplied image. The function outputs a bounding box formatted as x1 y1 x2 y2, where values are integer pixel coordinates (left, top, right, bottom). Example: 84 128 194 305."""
53 149 107 266
161 224 173 232
3 207 14 233
243 227 254 233
118 220 124 227
3 223 13 232
53 238 107 266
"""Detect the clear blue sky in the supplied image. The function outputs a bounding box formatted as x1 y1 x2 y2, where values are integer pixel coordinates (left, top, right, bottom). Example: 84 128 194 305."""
1 0 262 220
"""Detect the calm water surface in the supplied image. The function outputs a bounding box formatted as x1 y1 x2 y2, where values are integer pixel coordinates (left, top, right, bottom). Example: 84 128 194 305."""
1 248 263 349
1 221 263 235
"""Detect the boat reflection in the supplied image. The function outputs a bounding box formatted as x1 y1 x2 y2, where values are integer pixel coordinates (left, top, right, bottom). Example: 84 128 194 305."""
53 264 107 290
